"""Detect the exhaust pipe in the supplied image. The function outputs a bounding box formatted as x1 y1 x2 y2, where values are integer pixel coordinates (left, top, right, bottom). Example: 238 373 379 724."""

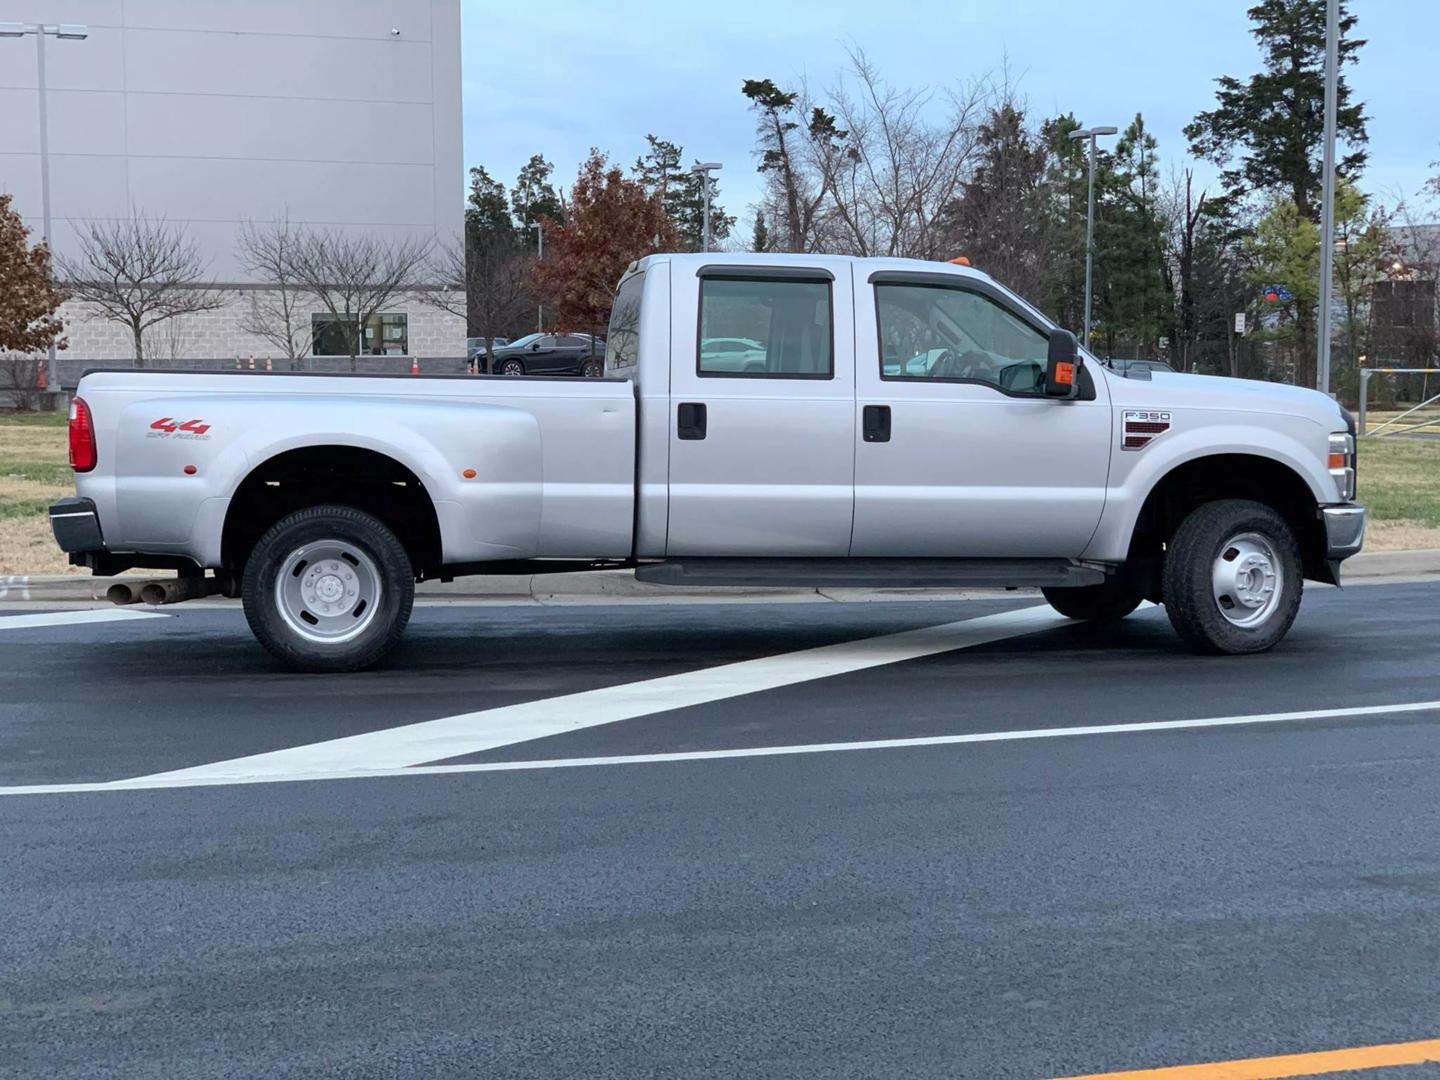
139 576 230 606
105 583 141 605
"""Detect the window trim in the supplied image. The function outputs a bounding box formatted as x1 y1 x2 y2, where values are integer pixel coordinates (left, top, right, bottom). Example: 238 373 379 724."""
868 271 1091 400
695 273 836 381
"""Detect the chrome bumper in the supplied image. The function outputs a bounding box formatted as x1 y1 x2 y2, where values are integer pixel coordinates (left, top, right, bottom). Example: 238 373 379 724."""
1322 503 1366 561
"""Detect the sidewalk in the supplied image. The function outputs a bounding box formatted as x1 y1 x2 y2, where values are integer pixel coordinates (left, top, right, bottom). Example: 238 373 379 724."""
4 548 1437 605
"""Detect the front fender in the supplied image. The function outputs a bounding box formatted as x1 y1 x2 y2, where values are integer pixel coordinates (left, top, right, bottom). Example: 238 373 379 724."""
1083 422 1331 563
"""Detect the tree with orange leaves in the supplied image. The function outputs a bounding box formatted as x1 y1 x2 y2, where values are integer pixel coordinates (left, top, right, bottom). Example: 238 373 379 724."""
533 150 677 335
0 193 67 355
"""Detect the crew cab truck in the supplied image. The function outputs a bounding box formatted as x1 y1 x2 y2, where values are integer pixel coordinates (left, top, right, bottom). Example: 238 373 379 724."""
52 253 1365 672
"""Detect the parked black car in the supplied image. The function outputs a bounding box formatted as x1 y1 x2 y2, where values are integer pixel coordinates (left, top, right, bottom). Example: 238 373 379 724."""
488 333 605 376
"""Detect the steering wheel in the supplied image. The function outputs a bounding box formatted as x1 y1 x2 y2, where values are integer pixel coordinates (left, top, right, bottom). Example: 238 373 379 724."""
946 349 997 380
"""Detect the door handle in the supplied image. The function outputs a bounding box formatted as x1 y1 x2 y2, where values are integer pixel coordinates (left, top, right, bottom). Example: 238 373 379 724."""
862 404 891 443
677 402 707 440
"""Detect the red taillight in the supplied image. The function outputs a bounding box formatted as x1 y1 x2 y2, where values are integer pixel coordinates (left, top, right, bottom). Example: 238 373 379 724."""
69 397 97 472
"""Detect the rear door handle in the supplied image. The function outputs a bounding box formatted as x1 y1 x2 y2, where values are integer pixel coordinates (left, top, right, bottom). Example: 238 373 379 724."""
862 404 891 443
677 402 707 440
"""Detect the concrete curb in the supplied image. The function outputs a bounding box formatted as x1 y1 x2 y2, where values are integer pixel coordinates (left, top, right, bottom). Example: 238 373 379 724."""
4 548 1437 604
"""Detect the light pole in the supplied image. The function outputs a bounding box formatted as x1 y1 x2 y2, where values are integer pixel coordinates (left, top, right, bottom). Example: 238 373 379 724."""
691 162 722 252
529 220 543 333
0 21 89 393
1316 0 1339 395
1067 125 1117 351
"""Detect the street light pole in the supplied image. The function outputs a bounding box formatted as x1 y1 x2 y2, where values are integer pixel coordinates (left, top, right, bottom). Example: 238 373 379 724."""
1067 125 1117 351
690 162 722 252
0 22 89 393
1316 0 1340 395
529 220 543 333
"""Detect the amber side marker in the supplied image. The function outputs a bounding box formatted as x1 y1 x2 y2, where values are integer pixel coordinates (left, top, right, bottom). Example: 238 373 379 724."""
1055 1037 1440 1080
461 468 477 479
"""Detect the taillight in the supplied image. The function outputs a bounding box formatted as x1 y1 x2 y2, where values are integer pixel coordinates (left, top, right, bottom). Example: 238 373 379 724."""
69 397 97 472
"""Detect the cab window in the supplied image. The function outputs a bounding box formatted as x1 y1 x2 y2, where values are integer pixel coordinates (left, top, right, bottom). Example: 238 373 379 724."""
698 276 832 378
876 283 1050 395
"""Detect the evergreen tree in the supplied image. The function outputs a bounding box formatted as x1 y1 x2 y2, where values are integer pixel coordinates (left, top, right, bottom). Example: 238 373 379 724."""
1095 114 1172 356
632 135 734 250
466 165 514 236
752 210 769 253
1185 0 1367 222
511 154 564 231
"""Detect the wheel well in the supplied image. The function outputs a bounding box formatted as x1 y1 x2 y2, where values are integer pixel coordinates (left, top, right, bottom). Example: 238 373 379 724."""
222 446 442 578
1128 454 1328 596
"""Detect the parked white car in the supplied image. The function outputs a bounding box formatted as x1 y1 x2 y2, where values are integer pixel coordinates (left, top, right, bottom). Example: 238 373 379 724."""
53 253 1364 670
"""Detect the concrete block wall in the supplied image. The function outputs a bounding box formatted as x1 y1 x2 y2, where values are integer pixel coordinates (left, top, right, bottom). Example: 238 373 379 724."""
53 289 466 366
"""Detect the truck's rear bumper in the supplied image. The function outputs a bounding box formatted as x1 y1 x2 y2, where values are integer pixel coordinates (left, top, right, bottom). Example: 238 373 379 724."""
49 497 104 554
1322 503 1366 561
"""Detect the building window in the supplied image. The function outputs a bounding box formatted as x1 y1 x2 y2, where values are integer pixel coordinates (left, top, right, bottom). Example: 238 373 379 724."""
311 312 409 356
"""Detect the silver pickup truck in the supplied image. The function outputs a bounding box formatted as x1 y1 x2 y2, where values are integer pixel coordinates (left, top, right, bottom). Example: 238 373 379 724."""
51 253 1365 671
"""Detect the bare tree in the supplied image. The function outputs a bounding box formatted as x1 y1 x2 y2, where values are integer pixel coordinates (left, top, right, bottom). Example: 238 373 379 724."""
285 229 433 371
813 49 986 259
236 216 311 368
418 233 531 370
744 51 986 258
57 214 222 366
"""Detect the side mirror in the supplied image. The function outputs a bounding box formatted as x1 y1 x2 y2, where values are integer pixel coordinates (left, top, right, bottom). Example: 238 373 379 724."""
1045 329 1080 398
530 341 541 351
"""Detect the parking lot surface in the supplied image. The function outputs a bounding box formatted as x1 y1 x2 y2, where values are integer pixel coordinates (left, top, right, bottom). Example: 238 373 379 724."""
4 583 1440 1078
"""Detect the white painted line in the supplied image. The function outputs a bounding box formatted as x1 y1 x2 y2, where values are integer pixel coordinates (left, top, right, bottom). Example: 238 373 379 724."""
121 604 1074 785
0 608 169 631
2 698 1437 798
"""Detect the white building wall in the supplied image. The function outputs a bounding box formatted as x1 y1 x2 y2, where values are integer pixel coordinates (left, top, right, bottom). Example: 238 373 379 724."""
0 0 464 360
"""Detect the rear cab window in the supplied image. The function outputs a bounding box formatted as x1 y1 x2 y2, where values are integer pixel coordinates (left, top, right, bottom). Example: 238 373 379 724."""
698 276 833 378
606 272 644 375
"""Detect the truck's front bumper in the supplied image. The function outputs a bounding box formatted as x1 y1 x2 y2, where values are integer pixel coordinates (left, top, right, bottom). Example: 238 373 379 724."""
49 497 104 554
1322 503 1366 561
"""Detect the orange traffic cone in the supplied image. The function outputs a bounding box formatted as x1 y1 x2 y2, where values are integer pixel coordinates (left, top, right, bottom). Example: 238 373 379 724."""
410 358 420 375
36 363 48 391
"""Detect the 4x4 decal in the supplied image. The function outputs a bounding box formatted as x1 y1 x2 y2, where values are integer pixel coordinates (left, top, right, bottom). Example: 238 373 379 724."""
148 417 212 439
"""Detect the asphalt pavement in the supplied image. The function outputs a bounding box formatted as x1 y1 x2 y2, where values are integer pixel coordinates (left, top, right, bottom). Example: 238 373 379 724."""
4 582 1440 1078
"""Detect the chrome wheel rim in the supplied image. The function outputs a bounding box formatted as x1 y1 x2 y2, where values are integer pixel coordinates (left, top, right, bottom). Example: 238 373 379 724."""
501 361 523 375
1212 531 1282 628
274 540 382 645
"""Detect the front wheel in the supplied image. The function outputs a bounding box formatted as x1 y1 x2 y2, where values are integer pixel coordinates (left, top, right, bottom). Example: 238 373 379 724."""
242 505 414 672
580 358 603 377
1162 499 1302 655
1042 582 1143 623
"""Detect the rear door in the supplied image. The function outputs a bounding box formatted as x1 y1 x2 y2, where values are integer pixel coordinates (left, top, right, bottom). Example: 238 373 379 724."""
851 268 1111 556
665 264 856 555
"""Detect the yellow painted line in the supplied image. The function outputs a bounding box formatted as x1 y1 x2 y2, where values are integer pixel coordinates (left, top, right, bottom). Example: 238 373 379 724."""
1055 1037 1440 1079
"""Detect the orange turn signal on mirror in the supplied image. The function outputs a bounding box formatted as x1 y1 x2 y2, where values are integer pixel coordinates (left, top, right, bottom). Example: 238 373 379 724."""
1054 362 1075 385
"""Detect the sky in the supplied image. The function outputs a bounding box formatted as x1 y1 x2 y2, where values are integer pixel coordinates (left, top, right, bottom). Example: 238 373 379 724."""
463 0 1440 234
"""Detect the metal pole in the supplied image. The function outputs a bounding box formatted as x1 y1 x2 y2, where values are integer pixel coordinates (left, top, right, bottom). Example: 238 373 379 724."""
701 174 711 253
35 28 57 389
533 221 543 333
1083 134 1097 350
1358 369 1368 436
1316 0 1339 395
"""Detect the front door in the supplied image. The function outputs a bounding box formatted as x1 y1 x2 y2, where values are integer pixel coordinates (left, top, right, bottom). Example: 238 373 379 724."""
666 265 856 556
850 269 1111 557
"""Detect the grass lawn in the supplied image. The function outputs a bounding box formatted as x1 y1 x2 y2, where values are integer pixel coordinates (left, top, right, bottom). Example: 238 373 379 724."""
1 412 1438 576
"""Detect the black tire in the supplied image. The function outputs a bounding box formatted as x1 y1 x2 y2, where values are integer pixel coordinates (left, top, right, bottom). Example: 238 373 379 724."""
242 505 414 672
499 359 525 376
1041 582 1143 623
581 358 603 377
1162 499 1302 655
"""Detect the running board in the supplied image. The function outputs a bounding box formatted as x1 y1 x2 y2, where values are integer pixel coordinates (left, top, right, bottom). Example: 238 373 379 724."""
634 558 1107 589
